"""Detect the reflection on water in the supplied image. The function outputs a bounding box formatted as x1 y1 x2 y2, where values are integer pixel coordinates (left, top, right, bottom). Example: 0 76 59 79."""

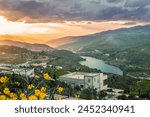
79 56 123 76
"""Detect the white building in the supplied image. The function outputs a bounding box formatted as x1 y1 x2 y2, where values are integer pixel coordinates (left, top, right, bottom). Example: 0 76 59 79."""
59 72 108 91
12 68 35 77
0 71 12 75
17 62 30 67
31 62 47 68
55 66 63 70
0 64 12 67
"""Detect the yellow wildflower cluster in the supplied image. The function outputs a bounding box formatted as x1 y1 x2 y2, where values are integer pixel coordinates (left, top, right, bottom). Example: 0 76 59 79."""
20 93 27 100
0 87 47 100
28 95 38 100
41 87 47 93
43 73 52 80
0 76 9 84
0 74 56 100
39 93 46 100
25 88 46 100
57 87 63 94
27 84 35 90
0 88 18 100
3 88 10 95
0 95 6 100
34 89 46 100
35 89 41 96
9 93 18 100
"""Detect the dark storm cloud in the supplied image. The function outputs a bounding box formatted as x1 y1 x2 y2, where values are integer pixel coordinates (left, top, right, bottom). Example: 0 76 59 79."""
0 0 150 22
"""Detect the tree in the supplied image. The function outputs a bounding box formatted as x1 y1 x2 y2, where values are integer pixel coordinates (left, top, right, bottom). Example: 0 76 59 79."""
98 90 107 99
117 95 127 100
80 88 97 100
130 80 150 99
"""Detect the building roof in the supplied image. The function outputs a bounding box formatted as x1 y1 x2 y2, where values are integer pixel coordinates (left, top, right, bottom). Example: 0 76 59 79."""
60 72 101 80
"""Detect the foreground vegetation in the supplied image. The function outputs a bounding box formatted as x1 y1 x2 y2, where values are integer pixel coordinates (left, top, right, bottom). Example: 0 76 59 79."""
0 73 63 100
0 69 150 100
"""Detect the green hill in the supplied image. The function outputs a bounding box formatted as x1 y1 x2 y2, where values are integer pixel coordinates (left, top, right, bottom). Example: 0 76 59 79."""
59 25 150 52
107 44 150 78
0 46 84 71
0 40 54 52
0 45 36 64
59 25 150 78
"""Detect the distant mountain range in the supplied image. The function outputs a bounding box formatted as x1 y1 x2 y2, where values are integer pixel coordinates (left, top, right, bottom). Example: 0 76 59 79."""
0 40 54 52
58 25 150 52
1 25 150 53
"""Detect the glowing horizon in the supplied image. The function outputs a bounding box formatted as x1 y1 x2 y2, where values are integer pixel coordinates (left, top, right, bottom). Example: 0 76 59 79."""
0 16 149 47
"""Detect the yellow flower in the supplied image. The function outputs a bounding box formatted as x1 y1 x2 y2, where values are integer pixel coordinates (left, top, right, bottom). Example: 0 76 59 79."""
57 87 63 94
43 73 52 80
41 87 47 93
11 97 18 100
20 93 26 98
3 88 10 95
9 93 17 98
21 97 27 100
39 93 46 100
27 84 35 90
20 93 27 100
0 95 6 100
8 93 18 100
0 76 9 84
34 89 41 96
28 95 38 100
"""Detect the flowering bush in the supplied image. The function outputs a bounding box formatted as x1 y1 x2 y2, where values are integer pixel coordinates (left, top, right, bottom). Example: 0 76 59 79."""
0 73 63 100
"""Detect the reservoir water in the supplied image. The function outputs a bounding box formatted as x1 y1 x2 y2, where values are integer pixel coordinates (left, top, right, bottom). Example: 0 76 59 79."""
79 56 123 76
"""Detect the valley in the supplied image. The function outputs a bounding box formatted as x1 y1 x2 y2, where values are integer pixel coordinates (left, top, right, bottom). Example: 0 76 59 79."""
1 25 150 100
57 25 150 79
1 0 150 101
1 25 150 79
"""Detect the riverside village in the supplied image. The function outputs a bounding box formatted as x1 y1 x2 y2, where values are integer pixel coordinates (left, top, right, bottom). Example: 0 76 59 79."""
0 61 129 100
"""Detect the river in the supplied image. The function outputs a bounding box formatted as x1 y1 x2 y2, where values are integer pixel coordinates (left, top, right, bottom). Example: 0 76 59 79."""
79 56 123 76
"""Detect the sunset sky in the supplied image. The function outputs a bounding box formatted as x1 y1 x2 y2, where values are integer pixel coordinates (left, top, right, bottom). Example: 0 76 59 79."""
0 0 150 47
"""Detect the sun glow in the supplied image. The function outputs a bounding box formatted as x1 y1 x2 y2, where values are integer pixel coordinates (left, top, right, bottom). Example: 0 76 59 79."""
0 16 7 23
0 16 61 35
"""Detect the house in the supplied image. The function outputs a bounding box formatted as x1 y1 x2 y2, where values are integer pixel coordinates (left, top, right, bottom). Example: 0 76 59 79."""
0 64 12 67
17 62 30 67
0 66 11 71
146 78 150 80
0 71 12 75
31 62 47 68
55 66 63 70
0 66 12 75
59 72 108 91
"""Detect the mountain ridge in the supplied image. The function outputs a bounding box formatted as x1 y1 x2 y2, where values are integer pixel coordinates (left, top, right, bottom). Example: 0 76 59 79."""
57 25 150 52
0 40 54 52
